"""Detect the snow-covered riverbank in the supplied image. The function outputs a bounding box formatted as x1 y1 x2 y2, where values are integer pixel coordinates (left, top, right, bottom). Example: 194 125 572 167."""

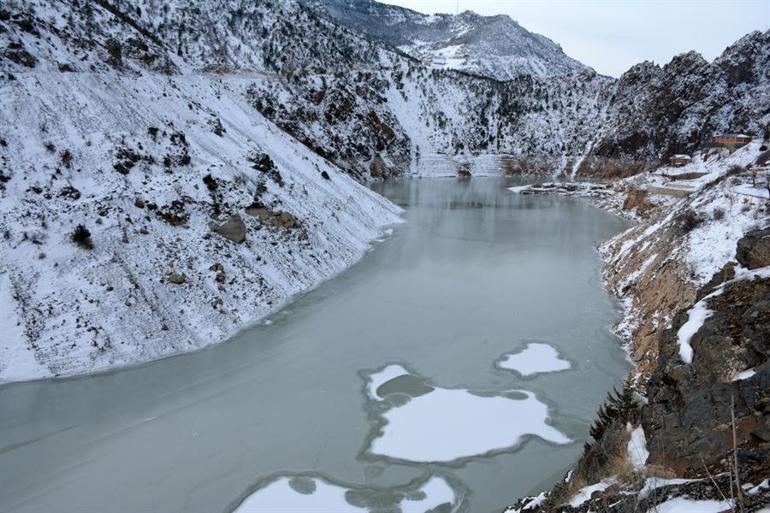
506 140 770 512
0 71 403 383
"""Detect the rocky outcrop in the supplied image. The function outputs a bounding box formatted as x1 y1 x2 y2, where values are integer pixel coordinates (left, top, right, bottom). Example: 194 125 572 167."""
737 228 770 269
589 31 770 164
165 272 188 285
621 188 654 218
210 215 247 244
643 272 770 475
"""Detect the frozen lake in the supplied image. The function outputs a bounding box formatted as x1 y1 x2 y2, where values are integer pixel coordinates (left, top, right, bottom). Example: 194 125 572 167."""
0 177 631 513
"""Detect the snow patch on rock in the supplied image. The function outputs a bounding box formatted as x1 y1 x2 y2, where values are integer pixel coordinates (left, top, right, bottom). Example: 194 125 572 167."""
626 424 649 470
647 497 733 513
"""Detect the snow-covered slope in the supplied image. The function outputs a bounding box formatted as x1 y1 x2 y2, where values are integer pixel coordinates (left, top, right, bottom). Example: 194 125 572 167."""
0 0 402 381
303 0 591 80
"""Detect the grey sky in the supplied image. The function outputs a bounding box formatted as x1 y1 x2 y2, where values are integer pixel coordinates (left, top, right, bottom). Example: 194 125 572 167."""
380 0 770 77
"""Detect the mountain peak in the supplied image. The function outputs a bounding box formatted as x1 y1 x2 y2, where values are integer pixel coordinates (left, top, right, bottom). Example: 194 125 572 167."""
302 0 591 79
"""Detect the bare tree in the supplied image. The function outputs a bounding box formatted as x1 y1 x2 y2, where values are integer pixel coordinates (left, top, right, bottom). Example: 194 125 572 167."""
732 394 744 513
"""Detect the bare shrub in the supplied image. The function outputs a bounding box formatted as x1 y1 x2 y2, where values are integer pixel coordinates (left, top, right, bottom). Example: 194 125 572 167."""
71 224 93 250
59 149 73 167
677 209 703 233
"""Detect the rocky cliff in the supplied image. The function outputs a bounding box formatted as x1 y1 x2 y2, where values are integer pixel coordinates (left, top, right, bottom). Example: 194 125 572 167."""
581 30 770 176
298 1 770 178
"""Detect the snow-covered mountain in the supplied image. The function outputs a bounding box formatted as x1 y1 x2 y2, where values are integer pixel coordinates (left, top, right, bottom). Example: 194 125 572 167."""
584 30 770 173
302 0 591 80
0 0 768 381
0 0 404 380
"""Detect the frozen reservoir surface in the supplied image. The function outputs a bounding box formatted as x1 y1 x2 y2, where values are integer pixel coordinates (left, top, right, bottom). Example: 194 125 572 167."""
497 342 573 376
0 178 630 513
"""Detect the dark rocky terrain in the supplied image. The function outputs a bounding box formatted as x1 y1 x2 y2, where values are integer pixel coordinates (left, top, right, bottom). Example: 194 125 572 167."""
583 31 770 175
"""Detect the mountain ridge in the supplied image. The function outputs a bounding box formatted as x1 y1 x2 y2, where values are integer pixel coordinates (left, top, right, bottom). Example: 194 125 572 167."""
301 0 592 79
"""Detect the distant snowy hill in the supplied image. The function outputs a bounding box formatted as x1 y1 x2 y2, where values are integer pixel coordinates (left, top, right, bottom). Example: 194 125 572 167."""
302 0 591 79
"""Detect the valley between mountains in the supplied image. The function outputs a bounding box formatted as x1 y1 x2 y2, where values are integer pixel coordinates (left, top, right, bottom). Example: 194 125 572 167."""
1 1 769 512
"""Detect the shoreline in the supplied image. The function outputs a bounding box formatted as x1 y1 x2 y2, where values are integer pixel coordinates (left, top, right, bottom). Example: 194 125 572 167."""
0 219 404 387
505 141 770 512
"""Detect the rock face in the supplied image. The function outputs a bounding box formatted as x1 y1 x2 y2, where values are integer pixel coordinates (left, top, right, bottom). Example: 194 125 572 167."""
621 188 654 217
643 273 770 475
586 31 770 167
736 228 770 269
166 272 187 285
210 215 247 243
274 212 298 229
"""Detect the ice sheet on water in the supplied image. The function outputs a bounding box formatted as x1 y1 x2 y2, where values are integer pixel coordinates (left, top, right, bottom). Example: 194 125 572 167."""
233 475 456 513
366 364 410 400
234 477 363 513
369 382 570 462
497 343 571 377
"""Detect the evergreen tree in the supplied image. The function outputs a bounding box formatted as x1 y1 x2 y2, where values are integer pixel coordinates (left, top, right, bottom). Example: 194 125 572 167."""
585 378 639 452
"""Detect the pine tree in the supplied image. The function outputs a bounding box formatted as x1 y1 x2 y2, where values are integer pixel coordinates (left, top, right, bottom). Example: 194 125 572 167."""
585 378 639 452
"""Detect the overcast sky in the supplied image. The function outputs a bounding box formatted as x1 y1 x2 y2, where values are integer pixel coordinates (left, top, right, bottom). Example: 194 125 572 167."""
380 0 770 77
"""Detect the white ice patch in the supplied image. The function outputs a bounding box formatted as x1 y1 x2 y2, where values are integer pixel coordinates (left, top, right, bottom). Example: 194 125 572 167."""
676 288 723 364
735 265 770 281
521 491 547 510
639 477 701 499
400 477 455 513
234 477 363 513
367 364 410 400
626 425 649 470
233 476 455 513
748 478 769 495
676 264 769 366
647 498 734 513
568 479 613 508
497 343 571 377
732 368 756 382
370 386 570 462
